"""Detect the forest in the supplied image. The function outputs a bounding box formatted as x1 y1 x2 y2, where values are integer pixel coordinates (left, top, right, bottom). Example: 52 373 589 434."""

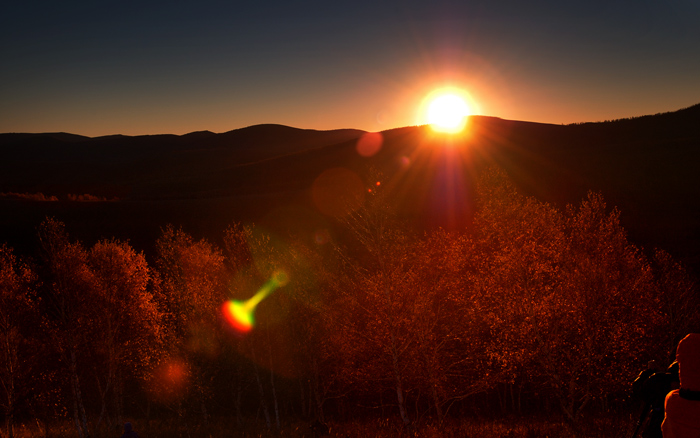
1 168 698 438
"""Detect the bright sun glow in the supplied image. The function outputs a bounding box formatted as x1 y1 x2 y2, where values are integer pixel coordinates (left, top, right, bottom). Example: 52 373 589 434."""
420 88 475 134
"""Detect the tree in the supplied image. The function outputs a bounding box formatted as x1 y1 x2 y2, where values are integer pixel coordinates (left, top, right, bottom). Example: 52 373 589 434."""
323 177 420 426
222 222 298 430
469 170 667 421
408 230 492 421
87 239 164 428
154 225 227 424
0 244 38 438
652 249 700 362
470 168 567 414
542 192 663 419
37 218 96 438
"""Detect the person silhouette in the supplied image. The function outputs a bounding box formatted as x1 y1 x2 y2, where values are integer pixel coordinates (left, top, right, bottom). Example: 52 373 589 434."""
662 333 700 437
641 362 679 438
634 360 661 399
632 359 680 438
121 422 139 438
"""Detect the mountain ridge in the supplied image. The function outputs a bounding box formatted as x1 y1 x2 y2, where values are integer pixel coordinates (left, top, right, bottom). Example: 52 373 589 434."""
0 104 699 274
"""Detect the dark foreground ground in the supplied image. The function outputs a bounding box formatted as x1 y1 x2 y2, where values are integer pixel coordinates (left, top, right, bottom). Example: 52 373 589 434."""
9 412 642 438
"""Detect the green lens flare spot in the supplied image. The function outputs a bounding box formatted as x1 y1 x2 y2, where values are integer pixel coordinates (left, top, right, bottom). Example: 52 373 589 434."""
222 270 289 333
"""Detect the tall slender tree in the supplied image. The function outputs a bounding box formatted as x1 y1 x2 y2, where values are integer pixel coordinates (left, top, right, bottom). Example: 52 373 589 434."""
37 218 95 438
325 177 419 426
0 244 38 438
154 225 227 424
87 239 164 428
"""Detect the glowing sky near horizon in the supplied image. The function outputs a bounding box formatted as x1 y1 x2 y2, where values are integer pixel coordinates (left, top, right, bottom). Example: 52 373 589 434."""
2 0 699 136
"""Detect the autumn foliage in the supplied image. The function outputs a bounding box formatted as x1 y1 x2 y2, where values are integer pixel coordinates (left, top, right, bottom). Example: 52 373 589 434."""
0 169 698 436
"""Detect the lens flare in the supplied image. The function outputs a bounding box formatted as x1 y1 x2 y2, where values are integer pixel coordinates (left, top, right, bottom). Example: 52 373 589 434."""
146 359 189 403
314 229 330 245
356 132 383 157
222 300 254 332
222 270 288 334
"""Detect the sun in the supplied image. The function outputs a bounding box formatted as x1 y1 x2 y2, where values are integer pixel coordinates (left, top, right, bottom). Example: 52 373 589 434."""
421 88 474 134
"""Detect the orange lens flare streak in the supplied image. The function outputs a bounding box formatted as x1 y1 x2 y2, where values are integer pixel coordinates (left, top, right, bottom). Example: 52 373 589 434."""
222 270 288 334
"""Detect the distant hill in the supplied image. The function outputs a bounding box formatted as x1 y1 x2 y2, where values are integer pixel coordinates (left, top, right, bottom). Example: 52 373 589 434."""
1 105 699 274
0 124 364 198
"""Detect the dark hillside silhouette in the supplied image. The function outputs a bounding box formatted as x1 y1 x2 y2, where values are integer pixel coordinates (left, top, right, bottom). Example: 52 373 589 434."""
0 105 699 272
0 125 364 197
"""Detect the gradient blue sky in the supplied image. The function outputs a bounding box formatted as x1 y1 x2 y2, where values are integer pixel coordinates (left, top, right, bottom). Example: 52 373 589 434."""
2 0 699 136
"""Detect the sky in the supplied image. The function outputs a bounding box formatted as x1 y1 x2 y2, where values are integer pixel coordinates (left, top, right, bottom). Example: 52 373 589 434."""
2 0 699 136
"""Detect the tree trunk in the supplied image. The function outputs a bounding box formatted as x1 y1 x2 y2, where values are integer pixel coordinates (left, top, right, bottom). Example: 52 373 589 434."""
96 334 116 430
299 378 307 419
389 331 409 426
235 362 243 426
70 348 90 438
421 347 443 422
252 349 271 430
94 370 110 429
312 358 325 422
497 383 505 414
3 328 17 438
113 368 124 429
201 401 209 428
73 394 84 438
5 412 14 438
270 367 280 430
268 336 280 431
430 380 443 422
